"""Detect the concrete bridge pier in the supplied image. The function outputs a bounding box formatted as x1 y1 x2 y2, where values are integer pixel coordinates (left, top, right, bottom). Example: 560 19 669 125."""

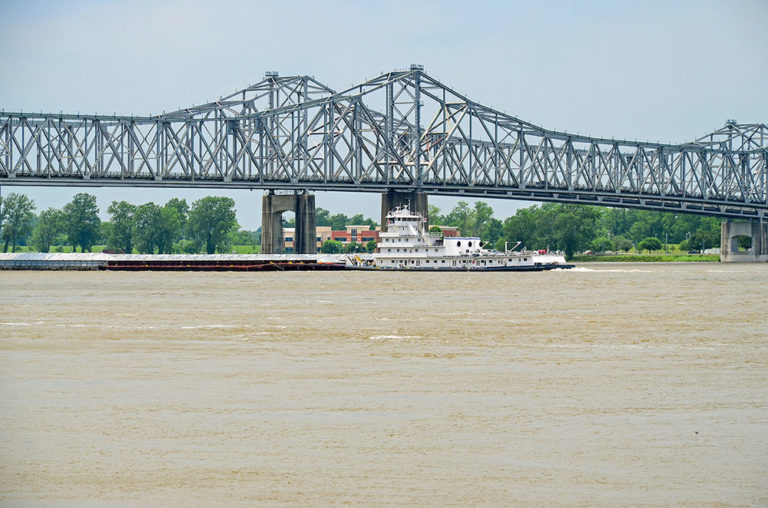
261 192 317 254
381 190 428 232
720 221 768 262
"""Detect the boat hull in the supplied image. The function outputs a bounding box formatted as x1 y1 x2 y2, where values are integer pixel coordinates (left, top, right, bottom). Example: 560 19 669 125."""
345 263 574 272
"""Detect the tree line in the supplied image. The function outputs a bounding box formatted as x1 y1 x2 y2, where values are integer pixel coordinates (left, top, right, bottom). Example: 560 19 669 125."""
1 191 725 257
429 201 723 258
0 192 240 254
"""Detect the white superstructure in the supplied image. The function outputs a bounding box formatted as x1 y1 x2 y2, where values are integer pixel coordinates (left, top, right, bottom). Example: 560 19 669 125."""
362 206 571 271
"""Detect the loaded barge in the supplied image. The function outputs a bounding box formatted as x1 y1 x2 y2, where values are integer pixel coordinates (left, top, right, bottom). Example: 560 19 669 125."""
0 253 346 271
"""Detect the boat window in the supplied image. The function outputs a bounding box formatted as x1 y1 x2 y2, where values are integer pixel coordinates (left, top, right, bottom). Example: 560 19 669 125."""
457 241 461 247
468 241 472 247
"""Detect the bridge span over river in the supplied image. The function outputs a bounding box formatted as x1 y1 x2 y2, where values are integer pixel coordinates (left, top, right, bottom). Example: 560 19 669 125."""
1 66 766 258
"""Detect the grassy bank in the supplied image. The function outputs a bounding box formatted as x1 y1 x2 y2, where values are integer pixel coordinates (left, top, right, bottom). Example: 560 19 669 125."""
8 244 262 254
572 253 720 262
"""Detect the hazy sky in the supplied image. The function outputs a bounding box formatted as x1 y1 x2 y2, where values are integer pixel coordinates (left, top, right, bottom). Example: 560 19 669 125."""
1 0 766 229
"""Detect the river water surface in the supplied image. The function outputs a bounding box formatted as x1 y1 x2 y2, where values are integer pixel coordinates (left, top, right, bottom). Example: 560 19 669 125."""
1 264 767 505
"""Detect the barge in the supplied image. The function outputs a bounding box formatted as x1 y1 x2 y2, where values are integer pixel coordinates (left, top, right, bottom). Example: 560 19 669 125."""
0 253 346 271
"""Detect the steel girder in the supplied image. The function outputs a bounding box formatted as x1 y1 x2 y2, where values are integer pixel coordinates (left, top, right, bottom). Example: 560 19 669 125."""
1 67 766 220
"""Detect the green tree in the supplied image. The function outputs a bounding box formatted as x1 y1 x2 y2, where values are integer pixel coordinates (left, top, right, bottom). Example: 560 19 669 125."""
329 212 350 231
315 207 376 230
165 198 189 236
484 217 503 246
501 206 540 250
0 195 4 240
688 227 718 251
107 201 137 253
694 218 721 249
230 230 252 246
31 208 63 252
348 213 377 228
519 203 598 259
1 193 36 252
444 201 472 235
63 193 100 252
471 201 494 238
133 203 182 253
590 236 615 253
315 207 332 227
134 203 162 253
638 236 663 253
737 235 752 251
366 239 377 252
628 221 651 243
343 241 363 253
427 204 444 225
188 196 239 254
612 235 633 252
499 203 599 259
601 208 637 238
157 206 182 253
320 239 342 253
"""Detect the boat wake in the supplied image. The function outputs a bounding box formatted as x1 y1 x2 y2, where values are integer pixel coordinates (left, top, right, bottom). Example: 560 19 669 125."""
368 334 423 341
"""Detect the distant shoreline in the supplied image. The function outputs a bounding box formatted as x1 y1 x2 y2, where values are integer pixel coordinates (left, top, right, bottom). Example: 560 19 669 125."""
572 254 720 263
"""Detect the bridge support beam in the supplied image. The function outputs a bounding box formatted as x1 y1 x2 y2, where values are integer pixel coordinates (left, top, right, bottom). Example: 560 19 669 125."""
380 190 428 232
720 221 768 262
261 193 317 254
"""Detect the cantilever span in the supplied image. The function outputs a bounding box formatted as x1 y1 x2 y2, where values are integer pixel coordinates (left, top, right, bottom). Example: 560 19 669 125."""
1 66 766 219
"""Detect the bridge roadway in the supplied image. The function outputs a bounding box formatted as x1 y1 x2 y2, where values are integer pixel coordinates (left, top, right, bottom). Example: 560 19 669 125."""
1 66 766 255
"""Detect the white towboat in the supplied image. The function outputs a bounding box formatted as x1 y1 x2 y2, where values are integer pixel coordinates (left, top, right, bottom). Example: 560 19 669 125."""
348 206 573 271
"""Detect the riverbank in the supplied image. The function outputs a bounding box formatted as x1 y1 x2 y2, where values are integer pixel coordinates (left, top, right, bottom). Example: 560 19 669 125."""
572 253 720 262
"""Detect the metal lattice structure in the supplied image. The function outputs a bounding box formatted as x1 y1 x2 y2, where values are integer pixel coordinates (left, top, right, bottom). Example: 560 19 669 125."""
1 66 766 219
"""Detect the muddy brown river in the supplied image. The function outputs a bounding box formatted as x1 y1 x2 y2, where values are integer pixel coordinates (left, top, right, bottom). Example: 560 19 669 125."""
1 264 766 505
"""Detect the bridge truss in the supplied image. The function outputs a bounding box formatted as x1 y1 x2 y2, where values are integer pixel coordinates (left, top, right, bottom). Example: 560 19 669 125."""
1 66 766 219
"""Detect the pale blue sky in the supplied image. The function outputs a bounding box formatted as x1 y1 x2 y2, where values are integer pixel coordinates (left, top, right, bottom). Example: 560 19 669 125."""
1 0 766 228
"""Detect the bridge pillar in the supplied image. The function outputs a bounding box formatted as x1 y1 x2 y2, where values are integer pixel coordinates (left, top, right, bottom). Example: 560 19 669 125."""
380 190 429 232
720 221 768 262
295 194 317 255
261 192 317 254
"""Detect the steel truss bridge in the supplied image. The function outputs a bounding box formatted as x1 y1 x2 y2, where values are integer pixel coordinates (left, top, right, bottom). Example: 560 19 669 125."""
1 65 766 219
